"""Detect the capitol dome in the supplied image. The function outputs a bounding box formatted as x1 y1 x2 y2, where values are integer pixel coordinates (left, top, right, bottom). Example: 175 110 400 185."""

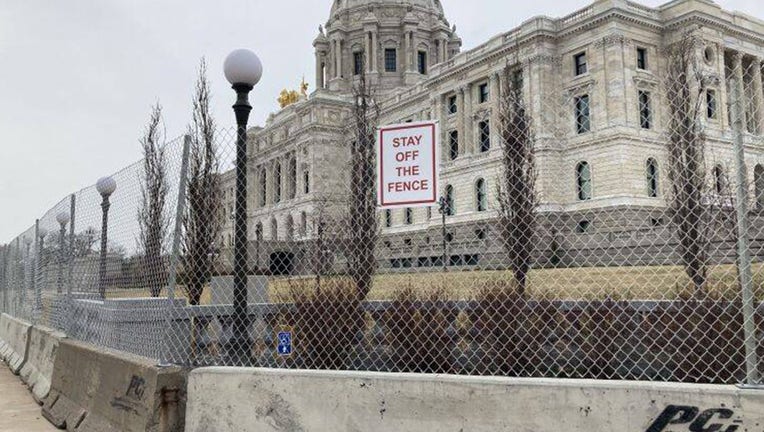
330 0 445 15
316 0 459 96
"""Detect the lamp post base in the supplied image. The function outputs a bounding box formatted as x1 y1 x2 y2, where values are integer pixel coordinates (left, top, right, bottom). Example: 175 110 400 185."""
224 336 253 367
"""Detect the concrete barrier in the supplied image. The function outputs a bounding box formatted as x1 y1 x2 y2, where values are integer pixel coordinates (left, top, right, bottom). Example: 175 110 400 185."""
186 368 764 432
42 339 186 432
0 313 32 374
0 314 8 359
19 325 66 403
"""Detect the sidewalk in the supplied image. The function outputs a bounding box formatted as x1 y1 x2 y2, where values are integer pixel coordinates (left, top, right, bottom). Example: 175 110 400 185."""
0 363 57 432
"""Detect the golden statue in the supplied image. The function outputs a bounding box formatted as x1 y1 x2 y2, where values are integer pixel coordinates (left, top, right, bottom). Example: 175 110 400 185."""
277 78 310 108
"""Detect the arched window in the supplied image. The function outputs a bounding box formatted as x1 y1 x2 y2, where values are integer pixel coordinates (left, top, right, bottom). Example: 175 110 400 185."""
300 212 308 237
576 161 592 201
259 168 267 207
646 158 659 198
255 222 263 240
303 167 310 194
270 218 278 241
714 165 726 195
476 178 487 211
285 215 294 241
274 162 282 203
288 157 297 200
445 185 455 216
755 165 764 210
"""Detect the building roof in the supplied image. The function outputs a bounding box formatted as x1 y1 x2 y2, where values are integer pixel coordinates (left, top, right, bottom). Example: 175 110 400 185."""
329 0 445 15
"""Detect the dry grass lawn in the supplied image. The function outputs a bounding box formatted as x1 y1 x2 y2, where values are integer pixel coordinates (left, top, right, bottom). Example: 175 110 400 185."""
94 263 764 304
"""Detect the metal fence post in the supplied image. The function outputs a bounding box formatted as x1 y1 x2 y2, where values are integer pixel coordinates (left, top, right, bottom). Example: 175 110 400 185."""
160 135 191 366
33 220 41 324
731 68 761 387
0 245 6 313
14 238 22 317
66 194 76 333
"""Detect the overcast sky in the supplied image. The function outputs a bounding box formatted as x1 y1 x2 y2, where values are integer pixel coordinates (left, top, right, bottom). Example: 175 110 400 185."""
0 0 761 242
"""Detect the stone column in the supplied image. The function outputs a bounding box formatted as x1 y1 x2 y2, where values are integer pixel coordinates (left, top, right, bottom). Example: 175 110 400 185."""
409 32 416 72
753 57 764 134
433 94 443 161
338 39 343 78
597 34 628 127
315 51 324 89
366 33 372 73
718 46 730 130
404 32 411 72
733 52 747 133
371 31 378 72
490 72 501 149
464 83 474 153
457 86 466 156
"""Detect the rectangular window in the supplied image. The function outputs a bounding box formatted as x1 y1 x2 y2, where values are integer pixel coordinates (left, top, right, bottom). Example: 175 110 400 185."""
353 52 363 76
707 89 717 119
479 120 490 152
574 52 587 76
639 90 652 129
637 47 648 70
384 49 397 72
449 130 459 160
418 51 427 74
384 209 392 228
478 83 489 103
448 95 457 114
575 95 591 134
404 208 413 225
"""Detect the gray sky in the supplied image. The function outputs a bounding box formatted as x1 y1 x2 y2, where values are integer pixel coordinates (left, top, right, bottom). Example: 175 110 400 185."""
0 0 761 242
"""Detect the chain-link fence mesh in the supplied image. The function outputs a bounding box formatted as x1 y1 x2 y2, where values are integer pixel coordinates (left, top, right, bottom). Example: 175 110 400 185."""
1 34 763 386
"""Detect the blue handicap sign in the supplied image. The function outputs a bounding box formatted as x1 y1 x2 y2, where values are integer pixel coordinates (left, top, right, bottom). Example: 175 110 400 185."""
277 331 292 356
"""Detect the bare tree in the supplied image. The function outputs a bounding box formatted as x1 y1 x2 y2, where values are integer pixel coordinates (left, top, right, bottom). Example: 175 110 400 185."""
342 54 379 301
182 59 222 305
137 104 169 297
664 33 711 295
309 195 335 293
497 64 537 296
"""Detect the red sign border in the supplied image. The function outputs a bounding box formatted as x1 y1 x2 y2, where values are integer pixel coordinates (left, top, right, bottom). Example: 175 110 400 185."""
377 122 439 208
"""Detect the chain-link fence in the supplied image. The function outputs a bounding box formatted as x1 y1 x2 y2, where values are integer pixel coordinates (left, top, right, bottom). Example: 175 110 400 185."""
1 35 763 386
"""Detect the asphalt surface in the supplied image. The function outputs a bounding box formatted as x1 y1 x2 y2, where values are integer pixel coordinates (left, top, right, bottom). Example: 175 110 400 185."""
0 362 57 432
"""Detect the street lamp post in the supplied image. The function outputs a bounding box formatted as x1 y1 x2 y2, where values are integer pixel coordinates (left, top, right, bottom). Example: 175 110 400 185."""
56 212 70 294
437 196 449 272
96 176 117 299
224 48 263 366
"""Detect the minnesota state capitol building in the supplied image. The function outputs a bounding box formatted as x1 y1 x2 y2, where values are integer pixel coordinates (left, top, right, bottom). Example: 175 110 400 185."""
218 0 764 275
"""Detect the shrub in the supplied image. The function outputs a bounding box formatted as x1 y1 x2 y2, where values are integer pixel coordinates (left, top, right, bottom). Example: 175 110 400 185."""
384 285 454 373
579 300 624 379
471 280 537 376
669 299 745 383
284 279 364 369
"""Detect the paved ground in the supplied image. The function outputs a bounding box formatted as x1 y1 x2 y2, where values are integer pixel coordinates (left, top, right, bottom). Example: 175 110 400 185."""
0 363 57 432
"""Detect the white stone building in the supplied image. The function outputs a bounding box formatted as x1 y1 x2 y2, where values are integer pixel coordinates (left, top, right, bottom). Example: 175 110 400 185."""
221 0 764 274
